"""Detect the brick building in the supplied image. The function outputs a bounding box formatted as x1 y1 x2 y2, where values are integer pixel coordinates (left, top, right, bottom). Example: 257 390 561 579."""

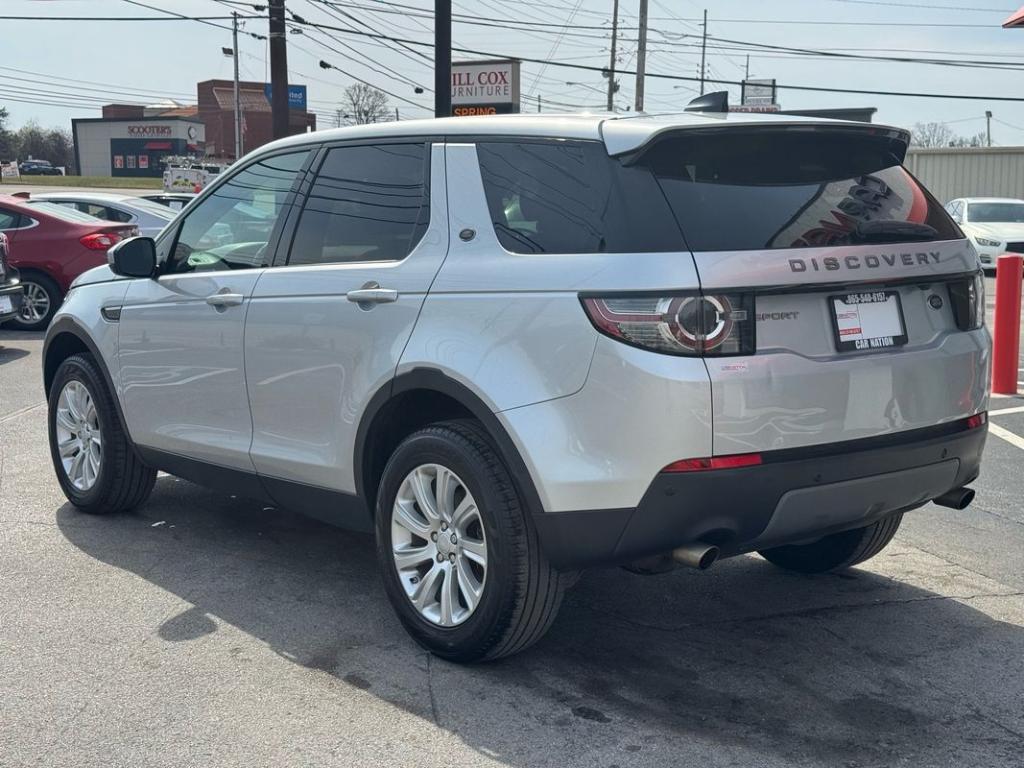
73 79 316 177
197 79 316 160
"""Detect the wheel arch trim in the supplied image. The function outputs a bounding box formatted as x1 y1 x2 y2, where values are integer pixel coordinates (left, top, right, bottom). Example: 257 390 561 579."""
354 368 546 518
43 317 134 445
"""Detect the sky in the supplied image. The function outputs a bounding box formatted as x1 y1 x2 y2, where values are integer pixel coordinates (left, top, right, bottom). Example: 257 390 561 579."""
3 0 1024 145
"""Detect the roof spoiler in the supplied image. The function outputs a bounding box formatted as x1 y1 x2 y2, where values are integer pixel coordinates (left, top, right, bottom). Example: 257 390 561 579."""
685 91 729 113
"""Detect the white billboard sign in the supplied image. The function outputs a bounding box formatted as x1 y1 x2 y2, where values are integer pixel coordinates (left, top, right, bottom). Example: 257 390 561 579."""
451 59 521 115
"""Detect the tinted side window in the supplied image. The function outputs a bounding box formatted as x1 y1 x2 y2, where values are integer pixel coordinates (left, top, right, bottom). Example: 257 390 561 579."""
167 150 310 274
641 129 961 252
0 208 24 229
476 141 684 254
288 143 429 266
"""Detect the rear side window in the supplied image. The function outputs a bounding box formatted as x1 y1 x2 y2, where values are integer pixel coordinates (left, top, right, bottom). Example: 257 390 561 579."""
288 143 429 265
476 141 684 254
23 201 100 224
0 208 27 229
639 129 961 252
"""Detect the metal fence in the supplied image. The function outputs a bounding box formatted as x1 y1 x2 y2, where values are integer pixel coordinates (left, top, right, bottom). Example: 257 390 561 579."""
905 146 1024 204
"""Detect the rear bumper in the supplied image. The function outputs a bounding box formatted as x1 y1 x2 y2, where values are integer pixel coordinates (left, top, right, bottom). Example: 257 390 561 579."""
0 282 24 321
533 418 987 569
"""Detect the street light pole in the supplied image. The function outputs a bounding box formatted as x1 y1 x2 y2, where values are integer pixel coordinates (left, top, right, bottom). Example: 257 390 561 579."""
699 9 708 95
435 0 451 117
635 0 648 112
232 12 242 160
606 0 619 111
268 0 289 140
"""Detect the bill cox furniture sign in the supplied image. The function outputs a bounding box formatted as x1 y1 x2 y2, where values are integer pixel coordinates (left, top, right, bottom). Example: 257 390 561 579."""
451 59 521 116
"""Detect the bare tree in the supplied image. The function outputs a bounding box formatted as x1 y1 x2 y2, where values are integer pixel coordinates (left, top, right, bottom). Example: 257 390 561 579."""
340 84 391 125
911 122 955 148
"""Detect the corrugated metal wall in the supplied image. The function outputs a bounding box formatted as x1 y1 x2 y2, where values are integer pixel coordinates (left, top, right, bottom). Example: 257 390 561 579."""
905 147 1024 204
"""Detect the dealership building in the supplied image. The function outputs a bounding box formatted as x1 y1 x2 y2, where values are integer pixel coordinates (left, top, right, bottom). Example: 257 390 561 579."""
73 106 206 179
72 79 315 178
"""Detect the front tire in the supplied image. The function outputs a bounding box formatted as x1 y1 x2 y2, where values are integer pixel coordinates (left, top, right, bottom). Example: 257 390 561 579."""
758 513 903 574
375 421 566 662
9 273 60 330
48 353 156 514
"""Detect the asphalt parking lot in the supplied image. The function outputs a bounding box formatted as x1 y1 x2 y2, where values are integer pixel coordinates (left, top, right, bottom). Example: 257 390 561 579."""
3 281 1024 768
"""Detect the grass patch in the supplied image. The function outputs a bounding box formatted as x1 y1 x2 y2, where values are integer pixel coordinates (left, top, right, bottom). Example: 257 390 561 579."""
0 175 163 189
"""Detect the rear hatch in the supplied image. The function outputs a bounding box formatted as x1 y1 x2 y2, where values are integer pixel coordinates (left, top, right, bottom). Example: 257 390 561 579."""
628 123 988 454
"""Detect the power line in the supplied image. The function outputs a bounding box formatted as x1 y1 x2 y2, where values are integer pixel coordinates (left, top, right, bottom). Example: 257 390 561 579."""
284 17 1024 103
122 0 266 38
825 0 1014 11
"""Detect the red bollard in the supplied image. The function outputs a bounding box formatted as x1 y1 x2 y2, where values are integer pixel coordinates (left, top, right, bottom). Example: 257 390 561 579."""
992 254 1023 395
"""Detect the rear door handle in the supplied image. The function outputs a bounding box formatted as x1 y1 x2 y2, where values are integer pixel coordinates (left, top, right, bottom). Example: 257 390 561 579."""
205 292 244 308
346 287 398 306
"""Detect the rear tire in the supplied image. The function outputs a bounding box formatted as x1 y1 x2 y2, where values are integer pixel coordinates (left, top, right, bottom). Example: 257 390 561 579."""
758 513 903 574
375 420 566 662
48 353 156 514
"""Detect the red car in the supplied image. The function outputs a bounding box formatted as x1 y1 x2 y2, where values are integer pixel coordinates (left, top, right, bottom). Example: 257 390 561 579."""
0 195 137 330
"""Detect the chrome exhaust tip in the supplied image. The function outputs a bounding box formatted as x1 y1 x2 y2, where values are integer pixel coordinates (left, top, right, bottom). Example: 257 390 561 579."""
671 542 720 570
933 486 975 511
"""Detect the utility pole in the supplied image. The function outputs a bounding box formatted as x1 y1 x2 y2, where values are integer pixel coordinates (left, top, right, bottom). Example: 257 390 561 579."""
986 110 993 147
699 9 708 95
537 94 542 113
635 0 648 112
606 0 619 111
435 0 451 117
395 107 400 121
745 55 750 80
232 13 242 160
269 0 289 140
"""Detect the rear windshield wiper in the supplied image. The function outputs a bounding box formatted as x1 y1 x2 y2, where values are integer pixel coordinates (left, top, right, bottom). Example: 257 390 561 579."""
850 220 938 244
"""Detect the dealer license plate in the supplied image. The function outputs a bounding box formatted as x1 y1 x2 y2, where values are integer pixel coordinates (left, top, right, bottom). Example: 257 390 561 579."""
830 290 907 352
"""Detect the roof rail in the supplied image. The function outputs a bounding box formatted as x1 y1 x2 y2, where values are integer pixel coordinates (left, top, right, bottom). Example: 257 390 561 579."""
685 91 729 113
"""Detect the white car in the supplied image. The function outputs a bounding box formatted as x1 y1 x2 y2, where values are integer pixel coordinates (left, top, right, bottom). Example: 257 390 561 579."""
27 192 175 238
41 103 989 661
944 197 1024 269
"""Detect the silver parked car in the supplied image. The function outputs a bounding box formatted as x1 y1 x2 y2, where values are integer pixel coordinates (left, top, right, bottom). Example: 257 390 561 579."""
41 103 989 661
28 192 175 237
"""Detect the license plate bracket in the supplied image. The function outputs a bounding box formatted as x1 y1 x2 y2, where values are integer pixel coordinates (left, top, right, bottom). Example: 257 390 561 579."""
830 290 907 352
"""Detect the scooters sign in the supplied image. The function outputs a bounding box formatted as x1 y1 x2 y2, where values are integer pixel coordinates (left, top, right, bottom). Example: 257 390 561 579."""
451 59 521 116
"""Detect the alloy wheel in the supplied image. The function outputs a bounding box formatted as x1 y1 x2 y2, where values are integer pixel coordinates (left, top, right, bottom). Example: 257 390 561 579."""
17 281 50 324
54 380 102 491
391 463 487 627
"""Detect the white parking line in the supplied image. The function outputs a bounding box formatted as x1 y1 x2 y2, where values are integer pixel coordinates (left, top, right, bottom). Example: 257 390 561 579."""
989 422 1024 451
990 405 1024 417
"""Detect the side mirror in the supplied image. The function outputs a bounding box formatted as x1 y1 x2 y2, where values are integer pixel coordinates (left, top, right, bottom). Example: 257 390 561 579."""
108 236 157 278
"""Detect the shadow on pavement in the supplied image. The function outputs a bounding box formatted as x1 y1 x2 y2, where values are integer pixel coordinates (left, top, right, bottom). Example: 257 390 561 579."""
0 346 30 365
57 476 1024 767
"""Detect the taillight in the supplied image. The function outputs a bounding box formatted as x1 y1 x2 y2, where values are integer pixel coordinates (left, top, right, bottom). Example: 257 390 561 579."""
948 272 984 331
966 412 987 430
80 232 121 251
581 293 755 356
662 453 763 472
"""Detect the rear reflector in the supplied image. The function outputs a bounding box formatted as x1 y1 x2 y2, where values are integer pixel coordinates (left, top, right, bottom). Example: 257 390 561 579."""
662 453 763 473
966 412 987 430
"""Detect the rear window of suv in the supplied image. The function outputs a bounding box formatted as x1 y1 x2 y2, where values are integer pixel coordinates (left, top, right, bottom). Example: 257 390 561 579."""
476 130 960 255
638 128 961 252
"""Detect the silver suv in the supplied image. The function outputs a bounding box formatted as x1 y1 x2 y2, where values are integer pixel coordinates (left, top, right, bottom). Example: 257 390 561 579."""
43 109 990 661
